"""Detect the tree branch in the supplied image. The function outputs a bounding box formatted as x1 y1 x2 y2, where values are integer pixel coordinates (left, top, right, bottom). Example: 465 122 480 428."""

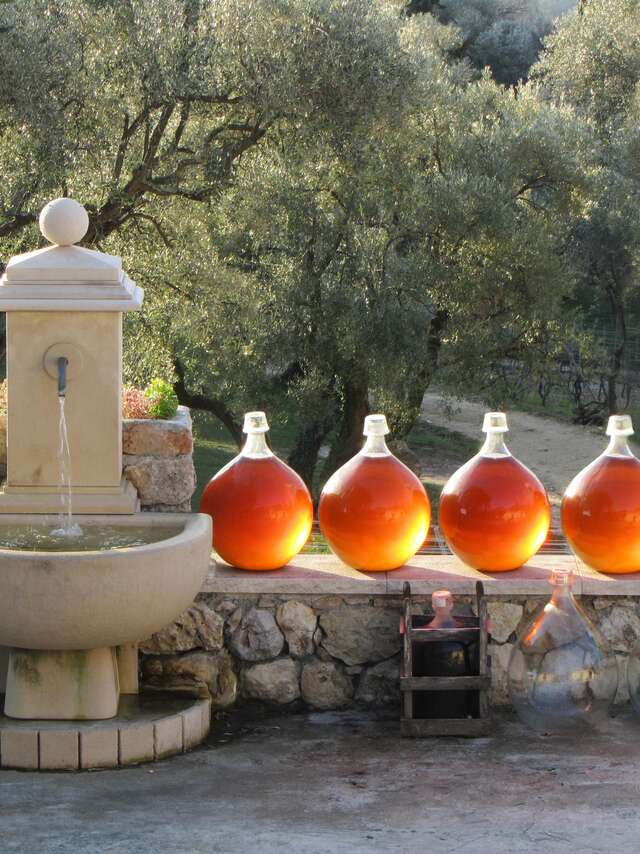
173 356 243 447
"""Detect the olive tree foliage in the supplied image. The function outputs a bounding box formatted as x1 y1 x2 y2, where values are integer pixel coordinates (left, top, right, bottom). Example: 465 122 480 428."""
0 0 435 429
533 0 640 420
0 0 586 486
128 71 586 484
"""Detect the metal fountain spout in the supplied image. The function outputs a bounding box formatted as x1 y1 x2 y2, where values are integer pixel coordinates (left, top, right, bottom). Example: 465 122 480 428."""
57 356 68 398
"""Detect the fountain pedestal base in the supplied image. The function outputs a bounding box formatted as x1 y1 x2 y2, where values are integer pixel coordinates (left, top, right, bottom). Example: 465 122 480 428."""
0 694 210 770
4 647 119 720
0 476 139 515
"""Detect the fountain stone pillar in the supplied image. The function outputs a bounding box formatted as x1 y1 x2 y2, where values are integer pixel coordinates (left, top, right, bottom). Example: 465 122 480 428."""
0 197 143 513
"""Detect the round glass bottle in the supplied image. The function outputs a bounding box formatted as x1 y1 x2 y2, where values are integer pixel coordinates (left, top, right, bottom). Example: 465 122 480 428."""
318 414 430 571
199 411 313 570
508 569 618 733
439 412 551 572
562 414 640 574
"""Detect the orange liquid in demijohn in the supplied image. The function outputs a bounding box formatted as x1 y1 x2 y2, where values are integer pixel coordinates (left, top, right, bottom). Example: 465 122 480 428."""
562 455 640 574
319 452 431 572
200 453 313 572
439 449 551 573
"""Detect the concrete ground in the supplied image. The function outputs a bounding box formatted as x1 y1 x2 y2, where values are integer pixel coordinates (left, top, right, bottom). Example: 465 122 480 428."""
2 708 640 854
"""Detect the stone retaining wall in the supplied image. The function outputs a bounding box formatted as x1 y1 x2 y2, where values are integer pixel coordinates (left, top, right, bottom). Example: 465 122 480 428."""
123 406 196 511
140 592 640 712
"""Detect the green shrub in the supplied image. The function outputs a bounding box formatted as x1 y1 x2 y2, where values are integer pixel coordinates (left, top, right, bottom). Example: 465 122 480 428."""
144 378 179 420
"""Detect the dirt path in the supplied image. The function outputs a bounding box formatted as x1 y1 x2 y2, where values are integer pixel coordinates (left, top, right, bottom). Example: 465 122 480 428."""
420 391 608 501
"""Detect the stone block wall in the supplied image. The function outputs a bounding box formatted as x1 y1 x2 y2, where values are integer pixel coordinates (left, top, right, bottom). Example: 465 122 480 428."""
139 592 640 712
123 406 196 511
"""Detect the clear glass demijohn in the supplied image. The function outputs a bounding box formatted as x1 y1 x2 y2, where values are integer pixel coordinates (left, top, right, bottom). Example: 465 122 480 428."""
508 569 618 733
627 646 640 717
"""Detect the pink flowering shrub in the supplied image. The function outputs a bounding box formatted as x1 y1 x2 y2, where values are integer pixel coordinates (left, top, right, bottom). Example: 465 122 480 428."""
122 385 153 419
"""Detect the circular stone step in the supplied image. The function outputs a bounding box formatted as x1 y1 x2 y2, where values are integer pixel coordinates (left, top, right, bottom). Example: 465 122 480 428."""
0 694 210 770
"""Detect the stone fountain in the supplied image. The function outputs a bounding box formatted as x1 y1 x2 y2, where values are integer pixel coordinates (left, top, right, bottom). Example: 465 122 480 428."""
0 199 212 770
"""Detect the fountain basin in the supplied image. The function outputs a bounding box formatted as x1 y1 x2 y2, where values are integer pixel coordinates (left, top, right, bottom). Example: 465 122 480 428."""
0 512 212 651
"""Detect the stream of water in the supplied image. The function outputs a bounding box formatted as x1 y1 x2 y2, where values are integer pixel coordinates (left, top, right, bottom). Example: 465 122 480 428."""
50 397 83 539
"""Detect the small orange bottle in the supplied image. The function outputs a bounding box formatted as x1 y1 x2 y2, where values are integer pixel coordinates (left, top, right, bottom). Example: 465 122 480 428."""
318 414 430 571
199 411 313 570
439 412 550 572
562 414 640 574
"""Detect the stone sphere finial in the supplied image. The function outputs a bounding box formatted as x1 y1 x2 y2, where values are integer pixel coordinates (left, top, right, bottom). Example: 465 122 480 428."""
39 198 89 246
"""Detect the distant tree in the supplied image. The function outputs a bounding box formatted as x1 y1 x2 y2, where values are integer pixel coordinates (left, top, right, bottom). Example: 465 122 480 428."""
533 0 640 417
125 70 585 484
405 0 576 85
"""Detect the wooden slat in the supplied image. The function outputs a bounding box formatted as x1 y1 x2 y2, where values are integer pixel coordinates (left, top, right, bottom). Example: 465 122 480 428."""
411 614 479 627
410 627 479 643
477 580 489 719
400 675 491 692
402 581 413 720
401 717 493 738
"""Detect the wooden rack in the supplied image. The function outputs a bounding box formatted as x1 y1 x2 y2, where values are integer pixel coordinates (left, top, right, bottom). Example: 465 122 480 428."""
400 580 492 737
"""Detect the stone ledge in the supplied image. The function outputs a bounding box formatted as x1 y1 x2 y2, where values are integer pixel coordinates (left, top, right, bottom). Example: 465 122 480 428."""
204 553 640 597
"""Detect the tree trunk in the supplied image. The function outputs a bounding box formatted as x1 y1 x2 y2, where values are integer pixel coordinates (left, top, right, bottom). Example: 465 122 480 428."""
322 371 369 479
606 282 627 416
172 356 243 447
389 310 448 438
287 420 329 493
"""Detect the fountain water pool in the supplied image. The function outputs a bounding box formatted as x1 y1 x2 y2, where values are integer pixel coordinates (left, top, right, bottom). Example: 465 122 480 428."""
0 521 184 551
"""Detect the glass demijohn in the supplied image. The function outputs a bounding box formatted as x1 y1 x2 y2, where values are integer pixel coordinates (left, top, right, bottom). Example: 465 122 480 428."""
318 414 430 571
562 415 640 574
439 412 551 572
508 569 618 733
199 411 313 570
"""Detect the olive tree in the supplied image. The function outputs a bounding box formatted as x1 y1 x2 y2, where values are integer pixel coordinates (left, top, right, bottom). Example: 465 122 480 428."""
533 0 640 417
0 0 586 486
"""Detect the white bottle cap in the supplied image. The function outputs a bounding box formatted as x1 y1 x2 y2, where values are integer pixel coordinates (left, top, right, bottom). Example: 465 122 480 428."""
432 589 453 609
243 411 269 434
606 414 634 437
363 414 390 437
482 412 508 433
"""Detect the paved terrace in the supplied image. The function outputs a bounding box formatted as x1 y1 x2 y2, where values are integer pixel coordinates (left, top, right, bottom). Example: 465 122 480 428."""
2 708 639 853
